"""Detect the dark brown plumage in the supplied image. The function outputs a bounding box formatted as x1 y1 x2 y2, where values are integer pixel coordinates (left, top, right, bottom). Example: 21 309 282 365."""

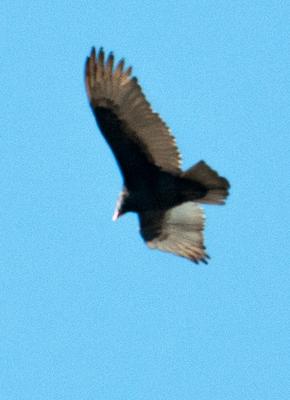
85 47 230 263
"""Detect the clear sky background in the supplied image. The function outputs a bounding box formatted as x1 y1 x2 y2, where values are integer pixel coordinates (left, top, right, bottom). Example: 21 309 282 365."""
1 1 290 399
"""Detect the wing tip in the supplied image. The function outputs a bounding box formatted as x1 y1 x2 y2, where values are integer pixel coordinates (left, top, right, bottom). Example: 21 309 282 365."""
91 46 96 58
86 46 134 85
189 250 210 264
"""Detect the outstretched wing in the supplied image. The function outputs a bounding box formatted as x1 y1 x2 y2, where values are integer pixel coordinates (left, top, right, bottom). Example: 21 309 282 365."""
139 202 209 263
85 48 182 187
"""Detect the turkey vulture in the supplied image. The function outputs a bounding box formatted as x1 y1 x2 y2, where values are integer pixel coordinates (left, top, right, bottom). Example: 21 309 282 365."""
85 48 230 263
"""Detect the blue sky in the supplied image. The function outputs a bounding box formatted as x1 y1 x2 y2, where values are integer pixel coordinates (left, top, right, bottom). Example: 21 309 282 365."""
1 1 290 399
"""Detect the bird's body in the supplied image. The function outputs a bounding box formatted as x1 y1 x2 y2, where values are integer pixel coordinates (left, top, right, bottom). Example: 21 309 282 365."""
85 48 230 263
118 172 207 213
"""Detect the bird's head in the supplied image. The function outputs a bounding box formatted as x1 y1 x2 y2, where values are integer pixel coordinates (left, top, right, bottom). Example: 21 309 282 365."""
112 188 130 221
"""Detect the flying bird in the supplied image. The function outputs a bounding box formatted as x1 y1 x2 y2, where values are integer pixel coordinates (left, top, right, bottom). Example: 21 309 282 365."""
85 48 230 263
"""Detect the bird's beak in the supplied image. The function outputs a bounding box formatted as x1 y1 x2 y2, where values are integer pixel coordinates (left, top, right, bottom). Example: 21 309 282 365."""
112 209 121 221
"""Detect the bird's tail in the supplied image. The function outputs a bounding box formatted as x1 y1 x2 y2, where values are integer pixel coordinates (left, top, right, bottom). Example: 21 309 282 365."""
183 161 230 205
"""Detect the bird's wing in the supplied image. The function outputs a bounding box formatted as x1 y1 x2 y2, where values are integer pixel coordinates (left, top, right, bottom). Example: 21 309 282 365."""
85 48 182 187
139 202 209 263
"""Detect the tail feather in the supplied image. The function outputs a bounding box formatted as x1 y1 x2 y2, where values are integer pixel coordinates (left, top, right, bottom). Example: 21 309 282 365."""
183 161 230 205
